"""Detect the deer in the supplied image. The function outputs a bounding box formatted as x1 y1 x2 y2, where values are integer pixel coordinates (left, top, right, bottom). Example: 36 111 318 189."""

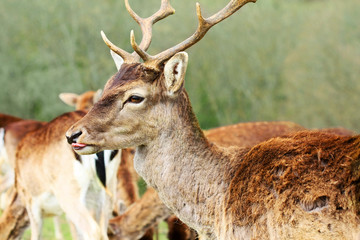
108 121 306 240
109 120 355 240
65 0 360 239
0 91 120 240
0 91 102 239
0 120 46 209
59 89 103 112
15 110 121 240
59 89 140 215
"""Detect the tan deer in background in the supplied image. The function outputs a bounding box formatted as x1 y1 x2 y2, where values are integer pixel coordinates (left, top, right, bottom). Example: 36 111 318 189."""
0 113 22 128
0 91 120 240
66 0 360 239
15 111 121 240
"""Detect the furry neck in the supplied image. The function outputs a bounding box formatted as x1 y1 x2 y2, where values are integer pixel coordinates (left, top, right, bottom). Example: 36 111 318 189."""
134 91 235 236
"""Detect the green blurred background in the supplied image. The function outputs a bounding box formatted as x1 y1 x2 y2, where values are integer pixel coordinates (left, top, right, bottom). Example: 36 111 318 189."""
1 0 359 238
1 0 359 132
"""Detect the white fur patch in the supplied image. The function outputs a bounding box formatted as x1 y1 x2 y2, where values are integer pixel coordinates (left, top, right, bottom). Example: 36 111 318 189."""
36 192 63 216
0 128 7 168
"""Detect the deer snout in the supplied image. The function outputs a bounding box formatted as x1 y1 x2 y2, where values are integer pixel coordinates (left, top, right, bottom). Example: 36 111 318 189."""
66 130 82 144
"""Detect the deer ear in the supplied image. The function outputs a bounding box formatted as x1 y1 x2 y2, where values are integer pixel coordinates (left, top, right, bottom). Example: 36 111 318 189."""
59 93 79 107
93 89 103 104
164 52 188 96
110 50 124 71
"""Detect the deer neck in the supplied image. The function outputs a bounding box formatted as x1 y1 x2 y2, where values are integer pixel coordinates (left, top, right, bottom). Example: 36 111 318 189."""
133 91 234 235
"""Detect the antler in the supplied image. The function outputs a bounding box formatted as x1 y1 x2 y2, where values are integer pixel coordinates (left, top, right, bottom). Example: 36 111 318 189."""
101 0 175 63
131 0 256 69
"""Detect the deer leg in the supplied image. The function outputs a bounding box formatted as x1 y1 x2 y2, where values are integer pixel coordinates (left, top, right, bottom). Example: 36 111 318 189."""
67 218 79 240
53 216 64 240
55 187 102 240
62 201 102 240
25 202 42 240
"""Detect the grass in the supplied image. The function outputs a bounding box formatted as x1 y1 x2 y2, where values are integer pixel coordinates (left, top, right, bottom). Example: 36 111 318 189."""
0 0 360 238
21 214 169 240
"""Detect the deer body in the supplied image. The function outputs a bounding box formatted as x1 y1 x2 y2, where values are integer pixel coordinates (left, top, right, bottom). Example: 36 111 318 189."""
66 56 360 239
16 111 120 240
65 0 360 239
68 65 360 239
109 121 305 239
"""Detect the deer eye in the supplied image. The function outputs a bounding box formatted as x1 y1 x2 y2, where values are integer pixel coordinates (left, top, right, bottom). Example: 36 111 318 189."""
126 95 144 104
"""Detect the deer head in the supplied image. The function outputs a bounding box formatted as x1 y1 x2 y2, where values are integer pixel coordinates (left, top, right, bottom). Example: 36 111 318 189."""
66 0 256 154
59 89 103 111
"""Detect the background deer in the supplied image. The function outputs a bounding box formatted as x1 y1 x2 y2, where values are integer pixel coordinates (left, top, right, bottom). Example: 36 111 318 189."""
66 0 360 239
0 113 22 128
15 110 121 240
0 91 120 239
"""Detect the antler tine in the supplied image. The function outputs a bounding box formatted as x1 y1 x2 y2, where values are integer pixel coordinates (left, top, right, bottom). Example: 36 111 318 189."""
144 0 256 68
101 0 174 64
101 31 137 63
130 30 152 62
125 0 175 59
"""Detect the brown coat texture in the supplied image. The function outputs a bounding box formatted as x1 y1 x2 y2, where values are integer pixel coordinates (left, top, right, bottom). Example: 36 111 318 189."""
66 56 360 240
222 131 360 239
109 121 308 239
15 110 121 239
0 113 22 128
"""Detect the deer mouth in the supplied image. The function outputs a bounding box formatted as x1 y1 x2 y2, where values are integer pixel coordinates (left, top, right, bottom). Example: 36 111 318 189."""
72 143 87 150
71 143 101 155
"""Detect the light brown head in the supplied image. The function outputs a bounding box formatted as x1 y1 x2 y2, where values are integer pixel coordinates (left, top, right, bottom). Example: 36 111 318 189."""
59 89 102 111
66 0 256 154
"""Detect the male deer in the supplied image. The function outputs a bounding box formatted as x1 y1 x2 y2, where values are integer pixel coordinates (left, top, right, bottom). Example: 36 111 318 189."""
66 0 360 239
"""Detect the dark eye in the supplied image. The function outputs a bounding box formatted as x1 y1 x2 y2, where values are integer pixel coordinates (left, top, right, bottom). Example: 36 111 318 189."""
126 95 144 104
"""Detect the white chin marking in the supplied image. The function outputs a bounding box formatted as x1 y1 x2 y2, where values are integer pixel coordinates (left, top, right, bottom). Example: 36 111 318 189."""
74 146 99 155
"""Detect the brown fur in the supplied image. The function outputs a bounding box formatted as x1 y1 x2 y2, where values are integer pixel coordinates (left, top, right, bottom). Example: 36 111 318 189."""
204 121 305 148
74 91 97 111
167 215 198 240
109 188 171 240
116 148 139 210
223 131 360 239
110 121 309 240
15 111 115 239
0 113 22 128
0 190 29 240
67 57 360 239
4 120 46 168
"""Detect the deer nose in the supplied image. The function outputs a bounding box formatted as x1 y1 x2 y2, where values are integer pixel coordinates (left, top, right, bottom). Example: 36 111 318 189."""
66 130 82 144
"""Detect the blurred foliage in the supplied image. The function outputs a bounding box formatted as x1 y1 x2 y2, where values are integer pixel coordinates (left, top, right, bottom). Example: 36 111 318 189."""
0 0 359 132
